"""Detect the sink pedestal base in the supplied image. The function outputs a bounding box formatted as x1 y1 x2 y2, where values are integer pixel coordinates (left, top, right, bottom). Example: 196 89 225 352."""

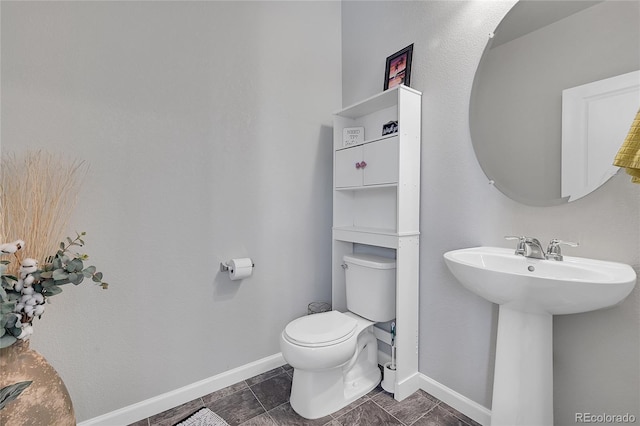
491 306 553 426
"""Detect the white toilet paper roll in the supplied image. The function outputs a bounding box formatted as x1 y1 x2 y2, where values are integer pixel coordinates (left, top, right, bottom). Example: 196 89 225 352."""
228 258 253 280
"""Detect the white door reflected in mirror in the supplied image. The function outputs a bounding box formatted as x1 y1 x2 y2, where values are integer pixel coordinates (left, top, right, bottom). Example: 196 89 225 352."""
562 70 640 202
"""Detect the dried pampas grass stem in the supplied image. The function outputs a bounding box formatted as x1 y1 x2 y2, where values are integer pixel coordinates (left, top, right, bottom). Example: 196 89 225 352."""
0 151 88 273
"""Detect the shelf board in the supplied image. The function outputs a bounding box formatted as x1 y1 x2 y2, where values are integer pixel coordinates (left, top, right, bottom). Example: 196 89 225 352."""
334 183 398 191
335 85 422 119
332 226 420 248
334 226 397 235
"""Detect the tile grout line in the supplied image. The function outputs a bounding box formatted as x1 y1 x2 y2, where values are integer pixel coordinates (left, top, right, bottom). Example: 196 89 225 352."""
437 401 480 426
202 368 288 426
329 396 371 423
368 396 409 426
246 380 271 424
406 401 441 426
264 400 291 426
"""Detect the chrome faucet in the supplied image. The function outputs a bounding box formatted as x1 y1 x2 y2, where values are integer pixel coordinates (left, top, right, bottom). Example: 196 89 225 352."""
505 235 527 256
505 236 578 261
545 239 579 261
505 236 546 259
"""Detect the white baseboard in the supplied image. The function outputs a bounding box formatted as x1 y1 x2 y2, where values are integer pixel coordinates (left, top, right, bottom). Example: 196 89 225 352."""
79 354 491 426
417 373 492 426
377 351 489 425
78 353 286 426
395 372 421 401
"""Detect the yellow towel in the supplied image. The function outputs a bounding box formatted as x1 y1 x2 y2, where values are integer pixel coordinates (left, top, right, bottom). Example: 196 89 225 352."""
613 108 640 183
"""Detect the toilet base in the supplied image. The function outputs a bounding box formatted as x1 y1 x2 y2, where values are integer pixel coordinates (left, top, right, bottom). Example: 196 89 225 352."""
289 328 380 419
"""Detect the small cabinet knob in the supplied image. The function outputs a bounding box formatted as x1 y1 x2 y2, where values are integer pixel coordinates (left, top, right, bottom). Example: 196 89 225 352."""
355 162 361 169
360 161 367 169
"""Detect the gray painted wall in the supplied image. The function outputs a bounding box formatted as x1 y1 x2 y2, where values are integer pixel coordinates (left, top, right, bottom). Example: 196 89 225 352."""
1 1 341 421
342 1 639 424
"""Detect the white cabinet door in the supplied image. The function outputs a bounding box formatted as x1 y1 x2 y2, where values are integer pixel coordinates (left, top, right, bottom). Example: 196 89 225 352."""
335 137 399 188
363 137 398 186
335 146 363 188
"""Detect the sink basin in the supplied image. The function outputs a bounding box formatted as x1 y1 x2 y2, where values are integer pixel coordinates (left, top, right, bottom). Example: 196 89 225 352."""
443 246 636 426
444 246 636 314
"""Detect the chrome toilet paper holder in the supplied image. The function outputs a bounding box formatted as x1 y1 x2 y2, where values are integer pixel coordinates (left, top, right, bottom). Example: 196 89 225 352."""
220 260 255 272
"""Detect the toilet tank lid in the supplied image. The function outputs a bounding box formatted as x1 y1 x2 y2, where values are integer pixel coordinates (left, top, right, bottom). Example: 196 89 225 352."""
343 253 396 269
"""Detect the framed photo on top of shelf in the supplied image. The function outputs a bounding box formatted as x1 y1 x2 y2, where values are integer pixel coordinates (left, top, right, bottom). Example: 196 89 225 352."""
384 44 413 90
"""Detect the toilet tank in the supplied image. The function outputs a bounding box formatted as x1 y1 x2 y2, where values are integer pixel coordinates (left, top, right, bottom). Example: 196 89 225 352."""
343 253 396 322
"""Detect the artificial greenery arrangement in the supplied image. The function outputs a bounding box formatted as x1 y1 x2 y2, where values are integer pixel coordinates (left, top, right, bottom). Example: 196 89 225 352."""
0 151 108 349
1 234 107 348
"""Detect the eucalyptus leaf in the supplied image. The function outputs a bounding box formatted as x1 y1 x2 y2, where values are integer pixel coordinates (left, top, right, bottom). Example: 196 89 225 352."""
69 259 83 272
41 279 56 288
45 286 62 296
1 302 16 315
53 258 62 270
0 334 17 349
3 313 17 329
52 270 68 281
68 273 84 285
2 275 17 283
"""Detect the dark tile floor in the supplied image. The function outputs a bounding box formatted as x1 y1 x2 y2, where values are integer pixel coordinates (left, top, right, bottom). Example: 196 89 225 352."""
129 365 481 426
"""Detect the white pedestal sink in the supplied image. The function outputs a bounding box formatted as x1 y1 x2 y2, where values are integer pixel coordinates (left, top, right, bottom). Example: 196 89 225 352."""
444 247 636 426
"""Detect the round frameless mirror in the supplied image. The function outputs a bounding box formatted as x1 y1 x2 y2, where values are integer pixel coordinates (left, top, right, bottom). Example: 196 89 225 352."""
469 0 640 206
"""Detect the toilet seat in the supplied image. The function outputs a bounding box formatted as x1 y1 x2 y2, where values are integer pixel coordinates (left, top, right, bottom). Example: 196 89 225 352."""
284 311 357 348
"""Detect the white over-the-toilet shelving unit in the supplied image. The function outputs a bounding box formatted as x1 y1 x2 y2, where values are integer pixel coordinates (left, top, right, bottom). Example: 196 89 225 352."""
332 85 421 401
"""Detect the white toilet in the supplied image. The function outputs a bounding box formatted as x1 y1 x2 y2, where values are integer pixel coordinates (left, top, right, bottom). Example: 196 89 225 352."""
280 253 396 419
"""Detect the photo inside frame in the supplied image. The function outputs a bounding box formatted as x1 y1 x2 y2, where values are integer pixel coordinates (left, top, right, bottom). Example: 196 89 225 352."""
387 54 408 88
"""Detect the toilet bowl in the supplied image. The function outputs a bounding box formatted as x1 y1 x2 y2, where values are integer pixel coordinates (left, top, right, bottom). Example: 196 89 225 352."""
280 253 396 419
280 311 380 419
